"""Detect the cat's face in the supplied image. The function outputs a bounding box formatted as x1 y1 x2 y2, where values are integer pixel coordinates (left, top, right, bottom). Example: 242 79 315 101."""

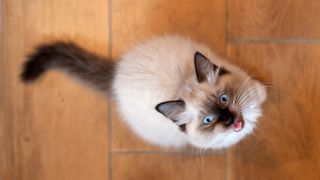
156 52 267 149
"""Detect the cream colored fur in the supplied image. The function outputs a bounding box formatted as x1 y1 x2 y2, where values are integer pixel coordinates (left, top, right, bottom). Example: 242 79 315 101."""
113 36 266 149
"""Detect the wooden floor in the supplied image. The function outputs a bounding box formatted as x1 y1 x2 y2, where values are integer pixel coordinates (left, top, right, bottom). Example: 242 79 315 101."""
1 0 320 179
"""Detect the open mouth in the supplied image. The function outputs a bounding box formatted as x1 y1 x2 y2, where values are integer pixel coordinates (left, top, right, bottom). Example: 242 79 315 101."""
232 117 244 132
217 108 244 132
224 116 244 132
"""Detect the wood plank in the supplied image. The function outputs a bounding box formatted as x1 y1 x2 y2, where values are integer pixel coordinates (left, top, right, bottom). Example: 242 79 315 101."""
228 0 320 40
111 0 226 151
1 1 110 180
112 0 225 57
226 44 320 180
112 153 225 180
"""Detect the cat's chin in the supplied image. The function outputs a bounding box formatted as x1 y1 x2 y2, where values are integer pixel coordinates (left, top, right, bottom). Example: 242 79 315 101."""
192 120 254 149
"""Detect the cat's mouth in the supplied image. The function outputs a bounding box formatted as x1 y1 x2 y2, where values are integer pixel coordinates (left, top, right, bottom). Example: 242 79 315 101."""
224 116 244 132
231 117 244 132
218 109 244 132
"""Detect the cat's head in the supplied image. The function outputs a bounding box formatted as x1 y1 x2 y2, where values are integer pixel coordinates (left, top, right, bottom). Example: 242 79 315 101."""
156 52 267 149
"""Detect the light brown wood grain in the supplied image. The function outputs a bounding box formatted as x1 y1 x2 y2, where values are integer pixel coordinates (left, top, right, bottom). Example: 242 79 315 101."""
111 0 226 151
111 0 225 57
1 0 110 180
226 44 320 180
112 153 225 180
2 0 320 179
228 0 320 40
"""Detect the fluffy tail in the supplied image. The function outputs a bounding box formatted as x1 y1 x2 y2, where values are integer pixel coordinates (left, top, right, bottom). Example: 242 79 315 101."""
21 42 115 92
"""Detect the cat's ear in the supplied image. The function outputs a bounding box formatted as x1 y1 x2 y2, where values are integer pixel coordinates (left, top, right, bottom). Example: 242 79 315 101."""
155 100 186 127
194 51 229 83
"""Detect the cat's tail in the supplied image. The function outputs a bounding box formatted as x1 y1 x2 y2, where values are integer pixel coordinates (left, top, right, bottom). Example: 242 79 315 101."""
20 42 115 92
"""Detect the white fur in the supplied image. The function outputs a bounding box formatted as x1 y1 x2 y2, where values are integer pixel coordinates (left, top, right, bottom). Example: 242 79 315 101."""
112 36 266 149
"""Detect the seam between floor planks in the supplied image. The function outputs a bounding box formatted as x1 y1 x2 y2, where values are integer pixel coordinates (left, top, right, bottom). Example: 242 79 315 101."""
228 38 320 44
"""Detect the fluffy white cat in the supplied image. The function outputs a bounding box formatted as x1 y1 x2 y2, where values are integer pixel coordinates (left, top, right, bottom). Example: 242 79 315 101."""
21 36 267 149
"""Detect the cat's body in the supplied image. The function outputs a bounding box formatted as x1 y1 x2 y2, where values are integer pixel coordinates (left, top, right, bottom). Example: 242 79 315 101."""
21 36 267 149
114 36 206 147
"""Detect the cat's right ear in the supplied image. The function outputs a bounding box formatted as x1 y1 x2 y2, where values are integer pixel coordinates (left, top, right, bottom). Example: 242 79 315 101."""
194 51 228 83
155 100 186 128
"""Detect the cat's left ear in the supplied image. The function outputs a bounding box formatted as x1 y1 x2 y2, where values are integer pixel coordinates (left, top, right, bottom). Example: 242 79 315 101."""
155 100 187 130
194 51 229 83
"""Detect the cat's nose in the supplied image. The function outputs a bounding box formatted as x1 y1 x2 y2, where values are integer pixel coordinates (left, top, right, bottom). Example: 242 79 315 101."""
224 115 235 127
217 108 235 127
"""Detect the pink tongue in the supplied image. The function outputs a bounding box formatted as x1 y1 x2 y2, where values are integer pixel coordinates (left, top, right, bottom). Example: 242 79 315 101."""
232 119 244 132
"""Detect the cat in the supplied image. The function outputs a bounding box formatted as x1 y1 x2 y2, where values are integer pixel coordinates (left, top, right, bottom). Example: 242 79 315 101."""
21 36 267 149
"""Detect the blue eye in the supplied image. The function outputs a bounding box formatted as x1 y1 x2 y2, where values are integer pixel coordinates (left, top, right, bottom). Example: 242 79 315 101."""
202 115 216 125
219 94 229 104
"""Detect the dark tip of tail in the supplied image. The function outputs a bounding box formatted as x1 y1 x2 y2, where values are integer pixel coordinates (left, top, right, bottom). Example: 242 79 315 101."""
20 55 46 82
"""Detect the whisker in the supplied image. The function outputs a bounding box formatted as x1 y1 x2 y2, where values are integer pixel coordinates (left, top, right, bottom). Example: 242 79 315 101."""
236 87 257 106
238 98 256 109
237 91 257 107
237 96 257 110
235 88 257 110
233 76 253 105
239 100 257 111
